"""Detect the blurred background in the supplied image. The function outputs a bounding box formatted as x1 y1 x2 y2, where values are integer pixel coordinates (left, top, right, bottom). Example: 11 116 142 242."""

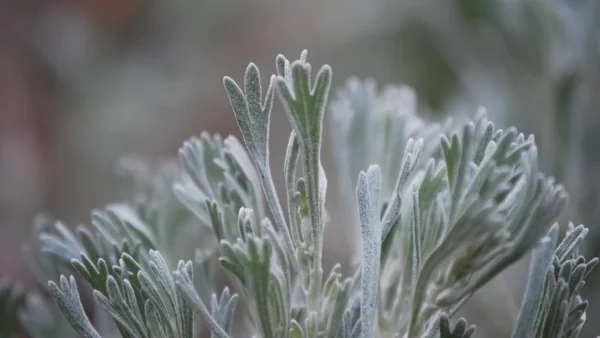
1 0 599 336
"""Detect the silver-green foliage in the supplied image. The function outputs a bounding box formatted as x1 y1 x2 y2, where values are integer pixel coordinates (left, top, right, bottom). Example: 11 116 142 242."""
5 50 597 338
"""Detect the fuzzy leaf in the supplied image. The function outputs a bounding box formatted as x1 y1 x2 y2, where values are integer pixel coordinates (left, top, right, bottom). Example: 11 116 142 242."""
512 224 559 338
357 165 382 337
47 276 101 338
438 313 475 338
224 64 293 251
174 262 231 338
276 51 332 316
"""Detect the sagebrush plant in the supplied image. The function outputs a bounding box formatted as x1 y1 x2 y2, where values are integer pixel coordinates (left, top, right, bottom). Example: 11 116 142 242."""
1 50 597 338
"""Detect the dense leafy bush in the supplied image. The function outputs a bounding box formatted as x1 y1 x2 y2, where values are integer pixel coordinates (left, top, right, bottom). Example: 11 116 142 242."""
1 51 596 338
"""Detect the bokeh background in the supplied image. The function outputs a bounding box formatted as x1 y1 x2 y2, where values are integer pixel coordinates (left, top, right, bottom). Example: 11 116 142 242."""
1 0 599 336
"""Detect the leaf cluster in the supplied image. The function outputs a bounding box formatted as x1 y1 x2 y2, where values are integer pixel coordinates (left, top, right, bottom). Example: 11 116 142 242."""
1 50 596 338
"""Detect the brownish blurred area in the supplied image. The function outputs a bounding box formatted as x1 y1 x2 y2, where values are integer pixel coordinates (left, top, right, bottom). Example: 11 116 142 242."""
0 0 56 284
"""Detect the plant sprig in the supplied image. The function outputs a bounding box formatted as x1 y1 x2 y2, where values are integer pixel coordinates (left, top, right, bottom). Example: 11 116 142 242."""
5 50 597 338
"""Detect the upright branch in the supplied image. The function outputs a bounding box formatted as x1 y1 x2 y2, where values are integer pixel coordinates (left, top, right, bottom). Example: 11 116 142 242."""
276 51 332 317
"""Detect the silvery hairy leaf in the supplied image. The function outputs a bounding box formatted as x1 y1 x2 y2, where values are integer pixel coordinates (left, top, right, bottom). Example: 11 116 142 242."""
437 313 475 338
320 264 353 338
47 276 101 338
357 165 383 337
336 297 362 338
173 261 233 338
147 251 194 338
218 221 291 337
512 224 559 338
284 130 303 250
405 113 568 337
175 133 263 241
329 78 449 265
93 276 147 338
276 51 332 316
210 288 239 337
48 244 203 338
223 63 293 252
529 223 598 338
276 52 331 249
